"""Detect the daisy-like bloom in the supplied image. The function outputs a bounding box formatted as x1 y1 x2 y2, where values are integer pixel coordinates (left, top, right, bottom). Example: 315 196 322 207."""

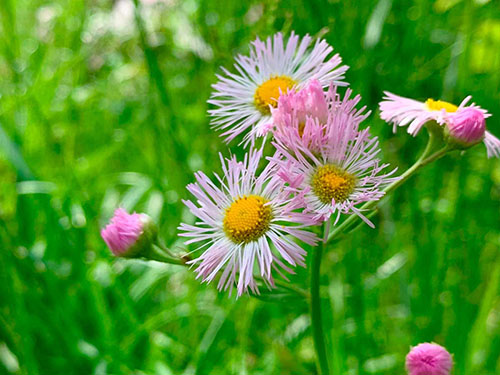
273 89 399 226
379 92 487 135
406 343 453 375
178 149 318 297
208 32 348 146
101 208 157 257
379 92 500 158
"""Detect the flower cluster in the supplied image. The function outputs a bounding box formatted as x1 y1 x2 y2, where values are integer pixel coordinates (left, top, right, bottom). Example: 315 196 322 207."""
179 33 400 296
101 31 499 298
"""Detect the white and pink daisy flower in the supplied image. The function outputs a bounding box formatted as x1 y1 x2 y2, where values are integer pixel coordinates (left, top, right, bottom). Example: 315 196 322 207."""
273 89 399 226
379 92 500 158
379 92 487 135
178 149 318 297
208 32 348 146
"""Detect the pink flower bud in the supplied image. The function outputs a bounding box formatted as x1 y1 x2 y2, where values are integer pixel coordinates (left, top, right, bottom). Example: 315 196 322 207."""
446 107 486 146
101 208 157 258
272 79 329 127
406 343 453 375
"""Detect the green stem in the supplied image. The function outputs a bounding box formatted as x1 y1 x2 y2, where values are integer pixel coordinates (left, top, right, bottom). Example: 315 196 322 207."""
310 223 330 375
146 244 185 265
327 134 450 243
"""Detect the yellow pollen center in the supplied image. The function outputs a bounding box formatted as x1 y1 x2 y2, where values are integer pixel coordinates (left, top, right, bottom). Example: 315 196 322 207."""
254 76 296 114
425 98 458 113
312 165 356 204
223 195 272 244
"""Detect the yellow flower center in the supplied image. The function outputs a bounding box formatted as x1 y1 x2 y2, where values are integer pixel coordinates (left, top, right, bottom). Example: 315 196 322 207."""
254 76 296 114
312 165 356 204
425 98 458 113
223 195 272 244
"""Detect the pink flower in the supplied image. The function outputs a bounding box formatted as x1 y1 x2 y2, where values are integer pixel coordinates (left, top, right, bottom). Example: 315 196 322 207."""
268 79 329 151
379 92 488 135
101 208 156 257
406 343 453 375
272 83 368 153
446 107 500 158
271 79 328 131
447 107 486 145
379 92 500 158
273 89 398 226
178 148 318 297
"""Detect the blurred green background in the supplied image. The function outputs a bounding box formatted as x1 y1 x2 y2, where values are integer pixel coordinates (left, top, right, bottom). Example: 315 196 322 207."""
1 0 499 374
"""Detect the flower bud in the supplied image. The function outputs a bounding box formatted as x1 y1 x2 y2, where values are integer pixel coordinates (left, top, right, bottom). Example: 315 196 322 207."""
406 343 453 375
101 208 157 258
271 79 329 132
446 107 486 148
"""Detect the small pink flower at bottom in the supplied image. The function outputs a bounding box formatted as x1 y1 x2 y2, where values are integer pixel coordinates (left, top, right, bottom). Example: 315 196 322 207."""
406 342 453 375
101 208 157 258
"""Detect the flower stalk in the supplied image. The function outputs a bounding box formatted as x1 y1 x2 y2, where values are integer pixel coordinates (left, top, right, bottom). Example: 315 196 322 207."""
310 131 450 374
148 244 186 265
310 222 330 375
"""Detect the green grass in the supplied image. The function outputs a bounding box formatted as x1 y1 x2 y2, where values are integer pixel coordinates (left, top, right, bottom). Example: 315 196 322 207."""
1 0 499 374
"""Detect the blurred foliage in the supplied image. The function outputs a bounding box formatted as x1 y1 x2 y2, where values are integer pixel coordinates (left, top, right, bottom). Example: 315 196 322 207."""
1 0 500 374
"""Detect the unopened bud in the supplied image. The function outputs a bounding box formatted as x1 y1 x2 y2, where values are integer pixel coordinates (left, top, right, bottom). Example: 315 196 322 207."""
101 208 157 258
446 107 485 148
406 342 453 375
